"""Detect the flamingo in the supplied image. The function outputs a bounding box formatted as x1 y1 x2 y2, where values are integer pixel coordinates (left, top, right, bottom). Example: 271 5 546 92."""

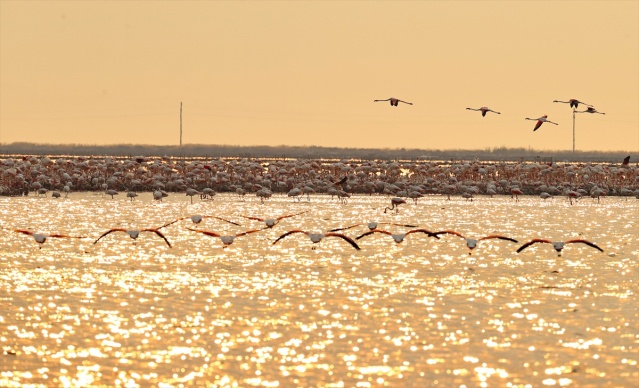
433 230 518 255
466 107 500 117
356 228 440 243
240 211 309 229
187 228 261 247
273 230 361 250
622 156 630 167
93 228 172 247
553 99 592 109
516 238 603 256
159 215 241 229
567 190 581 205
526 115 558 131
511 187 524 202
14 229 85 248
385 197 406 213
374 98 412 106
575 107 605 115
329 221 417 233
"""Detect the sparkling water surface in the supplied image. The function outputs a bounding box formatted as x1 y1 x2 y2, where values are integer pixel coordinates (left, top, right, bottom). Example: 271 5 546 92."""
1 193 637 387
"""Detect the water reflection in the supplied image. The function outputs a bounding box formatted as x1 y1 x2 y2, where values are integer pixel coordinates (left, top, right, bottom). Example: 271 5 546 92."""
0 193 637 386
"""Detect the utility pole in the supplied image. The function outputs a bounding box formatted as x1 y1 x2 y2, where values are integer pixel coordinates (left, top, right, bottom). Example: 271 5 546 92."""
180 102 183 146
572 108 575 153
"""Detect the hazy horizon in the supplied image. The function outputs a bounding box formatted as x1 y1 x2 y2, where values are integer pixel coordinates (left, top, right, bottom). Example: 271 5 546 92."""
1 1 638 151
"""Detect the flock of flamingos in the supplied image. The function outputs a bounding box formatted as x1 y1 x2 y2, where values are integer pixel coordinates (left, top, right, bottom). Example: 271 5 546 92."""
2 148 635 255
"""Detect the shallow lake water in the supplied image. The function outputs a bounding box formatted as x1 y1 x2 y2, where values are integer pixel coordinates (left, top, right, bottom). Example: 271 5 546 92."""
1 193 637 387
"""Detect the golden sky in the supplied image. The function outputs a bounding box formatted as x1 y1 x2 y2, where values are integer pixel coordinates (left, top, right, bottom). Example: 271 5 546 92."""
1 1 637 151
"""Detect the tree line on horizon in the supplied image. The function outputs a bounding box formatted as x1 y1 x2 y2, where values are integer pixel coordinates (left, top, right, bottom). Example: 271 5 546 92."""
0 142 631 163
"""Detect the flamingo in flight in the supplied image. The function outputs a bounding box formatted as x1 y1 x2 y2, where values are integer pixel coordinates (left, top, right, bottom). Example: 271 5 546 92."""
273 230 361 250
240 211 309 229
94 228 172 247
516 238 603 256
433 230 518 255
14 229 85 248
526 115 558 131
329 221 417 233
374 98 413 106
385 197 406 213
187 228 262 247
356 228 440 244
553 99 592 109
466 107 500 117
158 215 241 229
575 107 605 115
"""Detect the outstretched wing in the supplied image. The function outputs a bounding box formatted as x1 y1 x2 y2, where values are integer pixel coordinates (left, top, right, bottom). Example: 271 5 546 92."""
397 100 413 105
236 229 263 237
479 235 518 243
516 238 553 253
273 230 307 245
142 228 172 247
48 234 85 239
325 233 361 250
385 222 419 228
405 229 440 239
565 239 603 252
14 229 34 236
212 216 242 226
240 215 266 222
356 229 391 240
187 228 221 238
276 210 310 221
158 217 188 230
434 230 465 239
94 228 127 244
328 223 362 232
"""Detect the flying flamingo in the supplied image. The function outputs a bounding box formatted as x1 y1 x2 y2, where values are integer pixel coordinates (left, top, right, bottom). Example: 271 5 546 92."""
433 230 518 255
575 107 605 115
239 211 309 229
187 228 262 247
374 98 413 106
526 115 558 131
329 221 417 233
273 230 361 250
516 238 603 256
385 197 406 213
94 228 172 247
159 215 241 229
356 228 440 243
553 99 592 109
14 229 85 248
466 107 500 117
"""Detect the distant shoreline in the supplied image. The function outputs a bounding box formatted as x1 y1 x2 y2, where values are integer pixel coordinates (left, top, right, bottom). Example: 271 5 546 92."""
0 142 632 163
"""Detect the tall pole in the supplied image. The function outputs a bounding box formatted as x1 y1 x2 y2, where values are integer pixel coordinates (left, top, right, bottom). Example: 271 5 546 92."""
572 108 575 153
180 102 183 146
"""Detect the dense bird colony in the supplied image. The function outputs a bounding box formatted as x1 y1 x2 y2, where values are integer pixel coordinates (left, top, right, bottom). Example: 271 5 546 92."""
1 155 636 200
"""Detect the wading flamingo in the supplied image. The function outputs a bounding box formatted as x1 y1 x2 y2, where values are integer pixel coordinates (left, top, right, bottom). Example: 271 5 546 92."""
385 197 406 213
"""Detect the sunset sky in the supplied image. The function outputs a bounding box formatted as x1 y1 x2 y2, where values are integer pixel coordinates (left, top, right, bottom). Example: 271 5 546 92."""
1 1 637 152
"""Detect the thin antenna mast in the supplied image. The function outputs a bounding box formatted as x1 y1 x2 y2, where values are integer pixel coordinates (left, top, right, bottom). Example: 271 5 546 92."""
180 102 183 146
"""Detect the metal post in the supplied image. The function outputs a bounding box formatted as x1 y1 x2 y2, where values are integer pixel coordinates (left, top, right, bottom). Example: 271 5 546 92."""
572 108 575 153
180 102 183 146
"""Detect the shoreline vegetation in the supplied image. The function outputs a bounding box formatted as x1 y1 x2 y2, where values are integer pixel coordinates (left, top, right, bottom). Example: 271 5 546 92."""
0 142 633 163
